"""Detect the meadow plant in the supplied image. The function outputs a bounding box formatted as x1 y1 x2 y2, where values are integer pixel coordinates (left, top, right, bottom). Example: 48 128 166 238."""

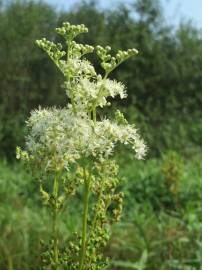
17 22 146 270
162 151 183 195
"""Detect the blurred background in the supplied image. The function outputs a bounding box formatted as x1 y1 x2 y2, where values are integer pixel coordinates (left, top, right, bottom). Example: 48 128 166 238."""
0 0 202 269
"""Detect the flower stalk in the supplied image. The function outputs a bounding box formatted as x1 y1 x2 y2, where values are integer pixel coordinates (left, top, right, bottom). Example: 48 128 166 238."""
53 175 59 270
79 168 91 270
17 21 147 270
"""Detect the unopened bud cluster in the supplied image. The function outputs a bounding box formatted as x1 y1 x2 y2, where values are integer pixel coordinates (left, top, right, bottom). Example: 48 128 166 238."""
56 22 88 41
36 38 65 64
96 45 138 75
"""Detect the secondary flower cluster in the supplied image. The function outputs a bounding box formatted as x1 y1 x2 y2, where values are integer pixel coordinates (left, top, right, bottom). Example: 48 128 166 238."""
17 105 146 172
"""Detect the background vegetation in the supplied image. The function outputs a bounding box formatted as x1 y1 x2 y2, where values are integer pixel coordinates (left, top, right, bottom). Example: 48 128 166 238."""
0 0 202 269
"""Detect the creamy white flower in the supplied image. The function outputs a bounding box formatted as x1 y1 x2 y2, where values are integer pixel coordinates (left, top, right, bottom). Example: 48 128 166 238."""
20 106 146 171
59 58 96 78
101 79 127 99
65 77 127 110
19 25 146 173
23 108 90 170
93 120 146 159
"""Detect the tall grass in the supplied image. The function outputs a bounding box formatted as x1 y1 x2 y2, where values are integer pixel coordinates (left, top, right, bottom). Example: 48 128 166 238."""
1 153 202 269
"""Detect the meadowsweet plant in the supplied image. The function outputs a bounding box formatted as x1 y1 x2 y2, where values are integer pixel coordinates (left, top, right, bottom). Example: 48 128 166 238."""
17 22 146 270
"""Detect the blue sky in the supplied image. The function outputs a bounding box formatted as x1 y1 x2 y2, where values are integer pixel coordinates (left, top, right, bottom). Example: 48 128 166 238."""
44 0 202 29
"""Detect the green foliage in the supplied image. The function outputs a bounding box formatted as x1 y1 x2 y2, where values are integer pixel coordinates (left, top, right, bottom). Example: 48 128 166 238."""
107 153 202 270
0 160 78 270
162 151 183 195
2 153 202 269
0 0 65 157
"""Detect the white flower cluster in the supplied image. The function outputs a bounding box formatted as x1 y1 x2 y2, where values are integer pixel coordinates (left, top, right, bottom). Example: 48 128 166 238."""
18 22 147 172
18 106 146 171
67 77 127 110
94 120 147 159
60 58 96 78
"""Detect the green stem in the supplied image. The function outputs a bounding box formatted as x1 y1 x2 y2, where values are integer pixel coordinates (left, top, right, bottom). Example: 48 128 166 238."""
66 39 77 114
53 175 59 270
93 74 107 115
90 163 105 232
79 169 91 270
88 111 91 119
93 107 96 125
91 186 103 231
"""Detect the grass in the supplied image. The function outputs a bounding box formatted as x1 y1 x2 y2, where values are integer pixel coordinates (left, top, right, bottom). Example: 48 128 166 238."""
0 152 202 269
